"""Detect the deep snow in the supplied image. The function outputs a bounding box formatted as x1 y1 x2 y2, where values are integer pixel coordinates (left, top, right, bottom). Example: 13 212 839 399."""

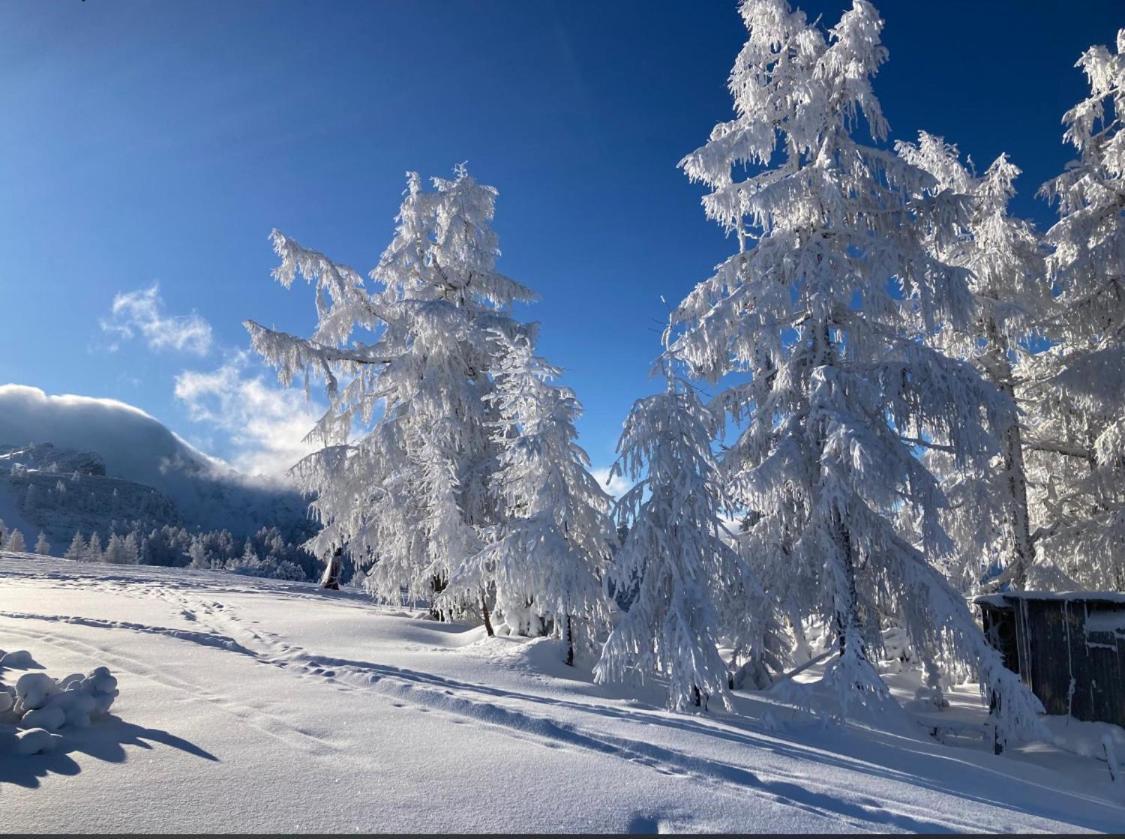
1 553 1123 834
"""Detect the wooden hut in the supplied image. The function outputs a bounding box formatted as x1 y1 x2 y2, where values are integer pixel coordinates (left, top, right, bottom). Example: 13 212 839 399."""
976 592 1125 726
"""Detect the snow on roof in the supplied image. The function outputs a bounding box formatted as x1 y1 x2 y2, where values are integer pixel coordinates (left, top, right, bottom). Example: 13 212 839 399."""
975 591 1125 607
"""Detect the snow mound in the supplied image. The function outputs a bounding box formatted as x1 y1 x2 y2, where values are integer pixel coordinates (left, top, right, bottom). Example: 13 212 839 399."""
0 658 120 753
0 648 39 669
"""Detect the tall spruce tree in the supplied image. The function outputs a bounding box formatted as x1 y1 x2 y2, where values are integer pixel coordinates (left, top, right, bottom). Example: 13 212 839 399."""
595 376 757 711
448 331 616 663
247 166 535 617
896 133 1050 592
1032 29 1125 589
668 0 1044 742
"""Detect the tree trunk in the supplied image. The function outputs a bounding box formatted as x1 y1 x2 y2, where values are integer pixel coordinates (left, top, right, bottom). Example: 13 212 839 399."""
320 547 342 591
834 513 866 661
429 574 448 621
983 319 1034 591
481 592 495 637
564 615 574 666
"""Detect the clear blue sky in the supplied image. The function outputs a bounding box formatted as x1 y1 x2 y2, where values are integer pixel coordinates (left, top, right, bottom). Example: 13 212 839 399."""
0 0 1120 476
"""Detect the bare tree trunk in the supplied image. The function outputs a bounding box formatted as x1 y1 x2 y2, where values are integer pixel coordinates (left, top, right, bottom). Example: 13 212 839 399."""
564 615 574 666
833 512 867 662
481 591 494 637
984 319 1034 591
320 547 342 590
429 574 448 621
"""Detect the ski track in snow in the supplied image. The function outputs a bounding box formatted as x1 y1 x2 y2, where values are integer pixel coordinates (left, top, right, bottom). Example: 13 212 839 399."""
1 571 1105 833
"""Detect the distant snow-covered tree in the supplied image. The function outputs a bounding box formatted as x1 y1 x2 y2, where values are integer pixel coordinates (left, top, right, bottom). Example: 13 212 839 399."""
188 536 212 570
1032 29 1125 589
103 533 136 565
247 166 535 618
65 531 85 561
4 528 26 553
85 532 103 563
34 531 50 556
123 530 141 565
448 331 615 663
595 378 759 711
668 0 1044 743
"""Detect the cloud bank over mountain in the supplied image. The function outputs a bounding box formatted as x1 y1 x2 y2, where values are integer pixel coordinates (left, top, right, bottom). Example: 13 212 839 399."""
0 385 312 538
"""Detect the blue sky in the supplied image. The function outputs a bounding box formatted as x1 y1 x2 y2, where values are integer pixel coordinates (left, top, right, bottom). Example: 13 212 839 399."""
0 0 1120 480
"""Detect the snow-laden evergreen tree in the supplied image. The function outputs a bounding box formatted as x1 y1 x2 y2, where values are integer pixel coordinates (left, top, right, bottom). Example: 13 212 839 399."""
668 0 1044 742
4 528 26 553
124 530 141 564
103 533 134 565
64 531 85 561
34 531 50 556
189 536 212 570
447 331 615 663
85 532 103 563
247 166 535 616
595 376 761 711
896 133 1050 591
1032 29 1125 589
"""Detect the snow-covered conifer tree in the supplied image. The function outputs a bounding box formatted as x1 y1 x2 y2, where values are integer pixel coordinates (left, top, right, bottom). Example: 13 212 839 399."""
188 536 212 570
4 528 26 553
448 331 615 663
247 166 535 617
1032 30 1125 589
103 534 129 565
64 531 85 561
896 133 1050 591
122 531 140 564
34 531 50 556
595 377 758 711
669 0 1044 742
85 532 103 563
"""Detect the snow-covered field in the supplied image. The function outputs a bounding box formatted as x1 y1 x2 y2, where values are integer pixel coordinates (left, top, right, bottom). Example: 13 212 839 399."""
2 554 1123 834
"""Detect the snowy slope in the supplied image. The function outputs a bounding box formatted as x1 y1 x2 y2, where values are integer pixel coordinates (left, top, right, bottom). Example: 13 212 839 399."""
0 483 40 548
2 554 1124 834
0 386 310 538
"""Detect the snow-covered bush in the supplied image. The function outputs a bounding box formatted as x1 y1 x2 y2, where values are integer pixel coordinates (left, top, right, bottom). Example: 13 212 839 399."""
0 652 119 757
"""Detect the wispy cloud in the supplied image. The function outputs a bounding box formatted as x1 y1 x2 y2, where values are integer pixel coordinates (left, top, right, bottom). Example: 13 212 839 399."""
592 466 631 499
101 284 213 356
174 351 324 477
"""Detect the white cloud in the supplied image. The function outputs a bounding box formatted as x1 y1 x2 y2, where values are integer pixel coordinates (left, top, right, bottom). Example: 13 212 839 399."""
101 284 213 356
592 466 631 499
174 351 324 477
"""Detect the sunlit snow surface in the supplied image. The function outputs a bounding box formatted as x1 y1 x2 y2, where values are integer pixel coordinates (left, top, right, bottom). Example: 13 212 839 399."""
1 553 1123 834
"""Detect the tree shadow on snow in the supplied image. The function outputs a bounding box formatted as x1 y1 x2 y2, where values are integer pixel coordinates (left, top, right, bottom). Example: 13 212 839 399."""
301 651 1125 833
0 714 217 790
